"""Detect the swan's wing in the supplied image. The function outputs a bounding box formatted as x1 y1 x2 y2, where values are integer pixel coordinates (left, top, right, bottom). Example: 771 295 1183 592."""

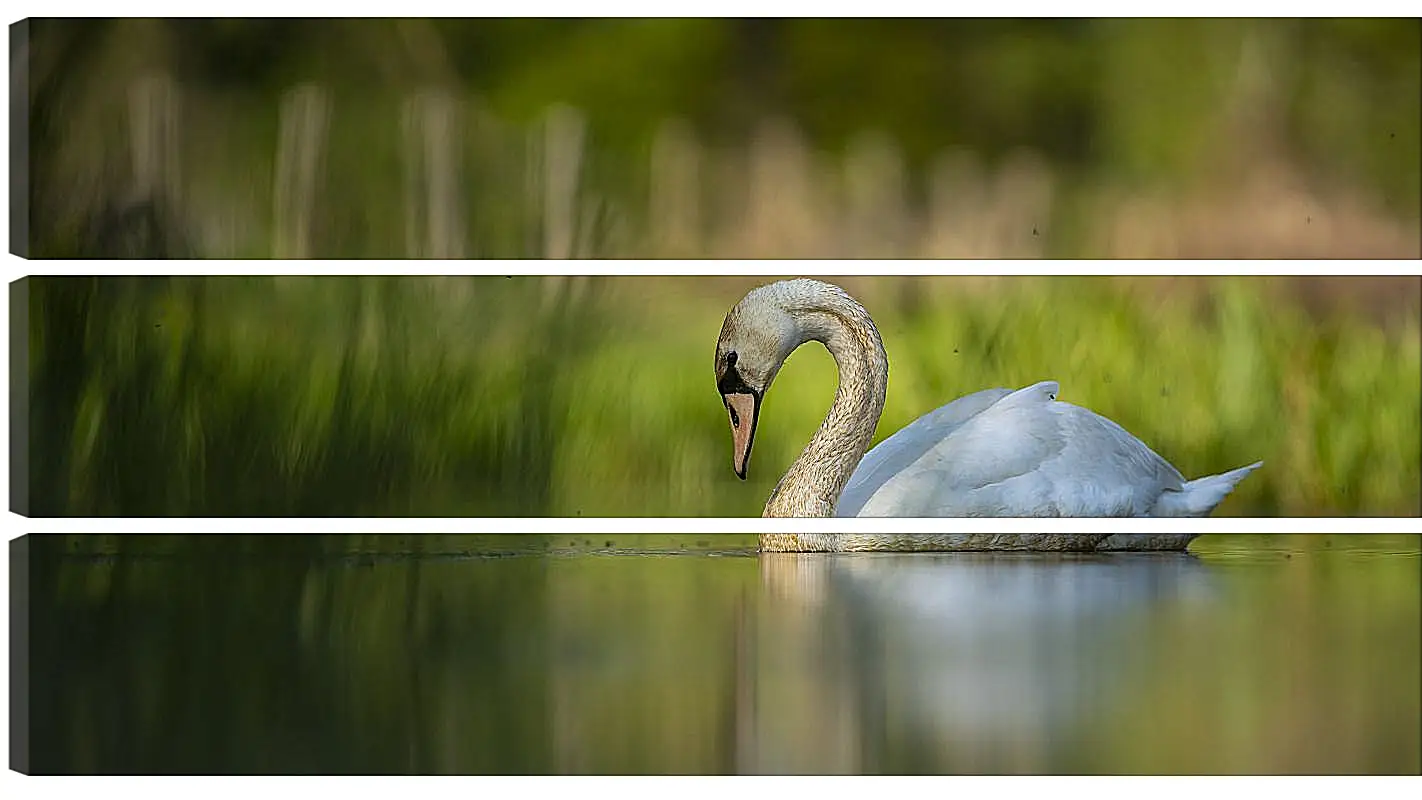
851 381 1186 517
836 387 1013 516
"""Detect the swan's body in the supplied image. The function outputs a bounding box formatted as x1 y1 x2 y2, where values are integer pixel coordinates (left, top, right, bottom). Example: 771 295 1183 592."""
713 279 1262 553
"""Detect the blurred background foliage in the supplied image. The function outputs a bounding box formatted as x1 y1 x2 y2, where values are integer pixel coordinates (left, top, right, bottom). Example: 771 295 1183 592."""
19 18 1420 257
20 274 1421 517
22 533 1422 774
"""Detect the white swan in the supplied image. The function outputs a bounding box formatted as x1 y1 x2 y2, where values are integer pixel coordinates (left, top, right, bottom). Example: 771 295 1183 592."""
713 279 1262 553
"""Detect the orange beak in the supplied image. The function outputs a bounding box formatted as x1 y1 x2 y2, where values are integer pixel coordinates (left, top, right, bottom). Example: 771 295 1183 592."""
723 392 759 479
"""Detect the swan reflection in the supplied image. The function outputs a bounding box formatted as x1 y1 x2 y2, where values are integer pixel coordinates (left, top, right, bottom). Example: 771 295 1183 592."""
748 551 1214 773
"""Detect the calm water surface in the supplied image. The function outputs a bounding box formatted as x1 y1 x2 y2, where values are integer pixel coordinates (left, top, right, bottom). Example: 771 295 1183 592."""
20 534 1421 774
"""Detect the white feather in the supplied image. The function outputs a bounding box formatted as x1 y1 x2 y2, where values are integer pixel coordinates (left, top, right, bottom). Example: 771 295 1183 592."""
841 380 1260 519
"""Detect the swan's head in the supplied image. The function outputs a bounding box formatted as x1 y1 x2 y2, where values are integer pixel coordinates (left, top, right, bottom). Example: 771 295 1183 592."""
715 283 804 479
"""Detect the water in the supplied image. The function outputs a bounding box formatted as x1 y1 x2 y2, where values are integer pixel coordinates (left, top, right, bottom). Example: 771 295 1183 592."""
17 534 1421 774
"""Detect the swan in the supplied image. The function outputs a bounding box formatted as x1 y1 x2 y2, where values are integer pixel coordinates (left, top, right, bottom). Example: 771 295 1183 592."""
713 279 1263 553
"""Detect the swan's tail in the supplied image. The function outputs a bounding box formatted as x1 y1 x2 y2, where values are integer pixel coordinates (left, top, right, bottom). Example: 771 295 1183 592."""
1151 461 1263 517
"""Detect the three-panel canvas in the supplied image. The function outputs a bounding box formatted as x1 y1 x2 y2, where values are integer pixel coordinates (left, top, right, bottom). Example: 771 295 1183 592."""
7 16 1420 782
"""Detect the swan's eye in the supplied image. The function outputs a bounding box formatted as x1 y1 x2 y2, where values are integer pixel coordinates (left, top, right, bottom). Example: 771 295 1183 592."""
727 402 740 428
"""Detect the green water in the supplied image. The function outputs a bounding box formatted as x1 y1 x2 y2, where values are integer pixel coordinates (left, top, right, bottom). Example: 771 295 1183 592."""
16 534 1421 774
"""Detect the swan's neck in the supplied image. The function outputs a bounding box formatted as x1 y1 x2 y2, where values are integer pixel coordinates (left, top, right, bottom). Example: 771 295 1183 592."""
762 296 888 518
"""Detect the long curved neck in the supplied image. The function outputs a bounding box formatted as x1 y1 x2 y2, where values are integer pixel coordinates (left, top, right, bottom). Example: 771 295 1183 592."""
762 287 888 518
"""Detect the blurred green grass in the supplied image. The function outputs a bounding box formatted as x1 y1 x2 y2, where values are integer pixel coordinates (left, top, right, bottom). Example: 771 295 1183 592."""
22 19 1420 259
23 275 1420 517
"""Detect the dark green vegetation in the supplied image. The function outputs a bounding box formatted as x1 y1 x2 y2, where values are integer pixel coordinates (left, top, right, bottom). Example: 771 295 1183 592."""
20 275 1421 517
21 19 1419 257
20 534 1421 774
